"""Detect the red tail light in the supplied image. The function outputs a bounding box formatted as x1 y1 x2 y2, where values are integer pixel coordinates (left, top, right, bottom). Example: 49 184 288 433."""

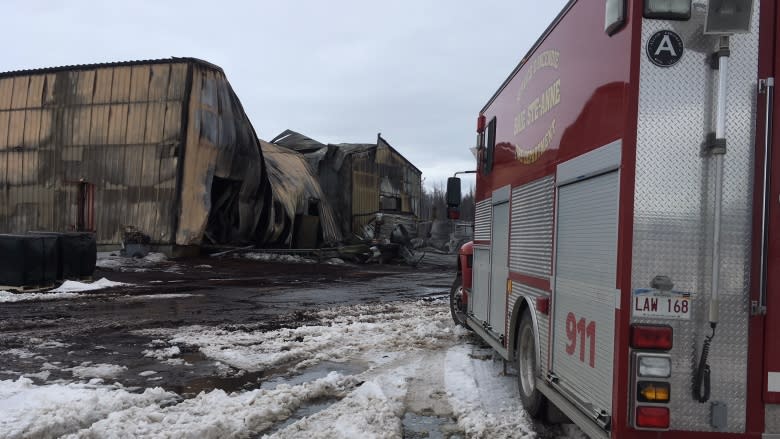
635 406 669 429
631 324 673 350
477 114 486 133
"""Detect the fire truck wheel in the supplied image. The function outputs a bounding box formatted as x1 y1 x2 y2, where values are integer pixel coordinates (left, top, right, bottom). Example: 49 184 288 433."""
449 275 469 328
517 308 544 418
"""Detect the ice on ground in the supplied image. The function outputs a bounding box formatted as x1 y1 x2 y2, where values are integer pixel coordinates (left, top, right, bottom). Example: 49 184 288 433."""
50 278 127 293
68 363 127 379
138 371 157 377
242 253 317 264
0 377 176 439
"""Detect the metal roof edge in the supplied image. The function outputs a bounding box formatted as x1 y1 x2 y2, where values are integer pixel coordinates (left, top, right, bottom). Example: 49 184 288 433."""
0 57 225 79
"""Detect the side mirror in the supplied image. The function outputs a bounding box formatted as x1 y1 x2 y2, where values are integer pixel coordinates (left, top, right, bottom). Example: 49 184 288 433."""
446 177 462 207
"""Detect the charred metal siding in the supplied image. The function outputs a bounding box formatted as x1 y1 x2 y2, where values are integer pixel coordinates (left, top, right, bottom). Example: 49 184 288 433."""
177 64 269 246
350 150 381 234
259 140 341 246
0 62 188 245
0 58 268 247
272 130 422 239
350 139 422 235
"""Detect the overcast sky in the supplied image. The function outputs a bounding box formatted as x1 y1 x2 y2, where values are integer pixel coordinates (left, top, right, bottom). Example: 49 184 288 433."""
4 0 568 190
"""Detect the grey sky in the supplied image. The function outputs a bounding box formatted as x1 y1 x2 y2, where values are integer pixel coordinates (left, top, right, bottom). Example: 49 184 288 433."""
4 0 568 189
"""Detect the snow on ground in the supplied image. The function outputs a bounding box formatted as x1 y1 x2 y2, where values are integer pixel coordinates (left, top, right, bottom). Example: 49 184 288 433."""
135 299 461 375
50 277 127 293
241 252 317 264
68 362 127 380
0 290 80 303
0 377 177 439
96 252 177 273
0 278 130 303
142 344 181 360
0 298 584 438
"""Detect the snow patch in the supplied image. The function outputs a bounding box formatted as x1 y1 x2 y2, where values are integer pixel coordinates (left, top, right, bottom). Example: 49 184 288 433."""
242 253 317 264
0 377 176 439
68 362 127 379
142 345 181 360
50 278 128 293
66 372 359 438
136 299 457 373
0 290 80 303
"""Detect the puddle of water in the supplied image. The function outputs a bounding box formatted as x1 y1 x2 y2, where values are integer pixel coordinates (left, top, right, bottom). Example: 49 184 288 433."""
257 396 340 437
402 412 463 439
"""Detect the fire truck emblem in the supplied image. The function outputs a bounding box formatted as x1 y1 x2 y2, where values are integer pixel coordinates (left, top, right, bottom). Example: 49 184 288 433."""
646 30 684 67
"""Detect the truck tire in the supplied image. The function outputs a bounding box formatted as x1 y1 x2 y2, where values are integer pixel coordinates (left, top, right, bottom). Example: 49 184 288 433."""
517 308 545 418
449 275 469 328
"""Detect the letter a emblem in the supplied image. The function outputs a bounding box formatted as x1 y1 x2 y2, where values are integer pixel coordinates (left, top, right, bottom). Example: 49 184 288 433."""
654 35 677 57
647 30 684 67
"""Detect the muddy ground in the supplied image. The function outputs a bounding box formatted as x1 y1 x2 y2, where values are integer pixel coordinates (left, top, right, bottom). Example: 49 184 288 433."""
0 255 455 397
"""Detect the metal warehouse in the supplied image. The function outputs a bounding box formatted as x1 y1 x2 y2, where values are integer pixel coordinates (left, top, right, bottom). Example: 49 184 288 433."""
0 58 271 253
272 130 422 238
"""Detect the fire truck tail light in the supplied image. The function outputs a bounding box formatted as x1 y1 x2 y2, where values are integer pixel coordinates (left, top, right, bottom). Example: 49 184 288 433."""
636 406 670 429
637 381 670 402
638 354 672 378
631 324 673 350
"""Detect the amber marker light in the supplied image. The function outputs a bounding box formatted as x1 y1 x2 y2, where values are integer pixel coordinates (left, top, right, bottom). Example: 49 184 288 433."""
637 381 670 403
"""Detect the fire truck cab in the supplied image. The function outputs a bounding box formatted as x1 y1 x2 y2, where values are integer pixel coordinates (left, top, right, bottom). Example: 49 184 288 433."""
447 1 780 438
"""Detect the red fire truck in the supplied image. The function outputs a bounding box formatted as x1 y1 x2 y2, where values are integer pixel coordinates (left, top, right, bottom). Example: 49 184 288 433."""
446 0 780 437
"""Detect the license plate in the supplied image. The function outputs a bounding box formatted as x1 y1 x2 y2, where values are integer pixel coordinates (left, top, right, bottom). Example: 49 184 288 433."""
632 289 691 320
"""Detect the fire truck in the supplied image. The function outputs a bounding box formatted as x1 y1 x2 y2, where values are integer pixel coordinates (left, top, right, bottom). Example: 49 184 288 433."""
445 0 780 437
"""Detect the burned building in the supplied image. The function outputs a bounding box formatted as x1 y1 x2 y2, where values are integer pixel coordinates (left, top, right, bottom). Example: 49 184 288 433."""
0 58 272 253
271 130 422 239
259 140 341 248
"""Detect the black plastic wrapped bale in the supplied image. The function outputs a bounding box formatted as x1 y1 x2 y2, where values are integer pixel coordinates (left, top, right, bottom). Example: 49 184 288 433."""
0 234 59 287
28 232 97 280
63 232 97 279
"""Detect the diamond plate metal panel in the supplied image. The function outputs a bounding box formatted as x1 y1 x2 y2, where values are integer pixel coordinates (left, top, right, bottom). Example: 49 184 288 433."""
767 405 780 433
510 175 554 279
631 2 759 432
474 198 492 241
510 282 551 376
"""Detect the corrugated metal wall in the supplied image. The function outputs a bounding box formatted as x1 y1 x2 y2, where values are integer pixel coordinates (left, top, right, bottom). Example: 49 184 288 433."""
0 62 188 244
350 143 421 235
351 150 380 234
